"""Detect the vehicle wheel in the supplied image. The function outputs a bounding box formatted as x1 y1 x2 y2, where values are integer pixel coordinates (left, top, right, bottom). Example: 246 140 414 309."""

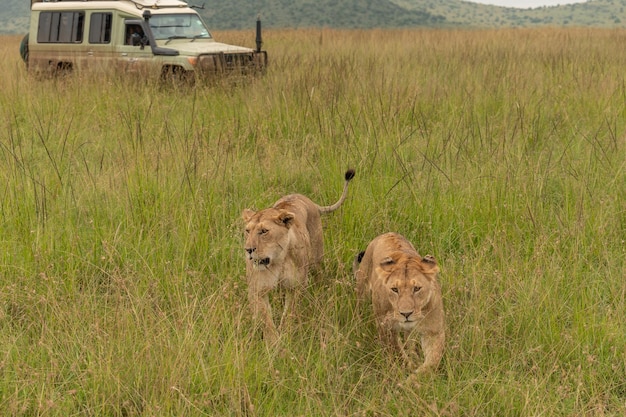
19 34 29 66
54 62 73 76
161 65 194 85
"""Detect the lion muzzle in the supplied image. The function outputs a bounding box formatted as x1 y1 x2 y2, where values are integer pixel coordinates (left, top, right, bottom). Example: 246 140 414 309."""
250 257 271 269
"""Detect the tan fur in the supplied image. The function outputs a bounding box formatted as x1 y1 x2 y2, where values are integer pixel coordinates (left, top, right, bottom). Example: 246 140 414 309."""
354 232 445 376
242 170 354 344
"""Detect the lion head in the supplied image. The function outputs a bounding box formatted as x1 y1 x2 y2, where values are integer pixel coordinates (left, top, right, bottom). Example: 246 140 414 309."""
375 253 440 331
242 208 295 270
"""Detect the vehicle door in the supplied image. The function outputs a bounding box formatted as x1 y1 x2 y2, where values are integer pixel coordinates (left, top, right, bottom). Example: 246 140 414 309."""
84 11 117 72
117 20 155 74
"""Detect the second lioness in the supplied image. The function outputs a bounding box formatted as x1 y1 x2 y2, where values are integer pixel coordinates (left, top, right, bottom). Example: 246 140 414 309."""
242 169 355 344
354 232 445 376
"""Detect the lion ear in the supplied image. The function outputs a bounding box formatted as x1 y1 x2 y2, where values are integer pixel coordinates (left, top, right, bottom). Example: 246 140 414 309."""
356 251 366 264
378 256 396 272
420 255 440 274
242 209 256 222
276 211 295 227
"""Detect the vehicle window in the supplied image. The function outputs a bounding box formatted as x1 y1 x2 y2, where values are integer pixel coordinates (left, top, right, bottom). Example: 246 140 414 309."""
89 13 112 44
37 11 84 43
149 14 211 40
125 23 145 46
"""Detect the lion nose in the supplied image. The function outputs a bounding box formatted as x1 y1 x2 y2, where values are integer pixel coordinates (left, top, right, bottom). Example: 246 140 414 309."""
400 311 413 320
246 248 256 255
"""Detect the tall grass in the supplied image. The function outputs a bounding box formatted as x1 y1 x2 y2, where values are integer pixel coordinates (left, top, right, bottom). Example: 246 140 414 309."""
0 27 625 415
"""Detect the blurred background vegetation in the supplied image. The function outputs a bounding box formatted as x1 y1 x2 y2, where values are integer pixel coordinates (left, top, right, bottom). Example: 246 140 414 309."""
3 0 626 34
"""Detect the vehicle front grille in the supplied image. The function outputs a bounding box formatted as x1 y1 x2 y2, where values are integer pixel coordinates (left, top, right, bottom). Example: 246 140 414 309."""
197 52 258 73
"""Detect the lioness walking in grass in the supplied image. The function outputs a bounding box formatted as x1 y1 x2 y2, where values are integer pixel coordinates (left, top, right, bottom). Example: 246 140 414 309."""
242 169 355 344
354 232 445 378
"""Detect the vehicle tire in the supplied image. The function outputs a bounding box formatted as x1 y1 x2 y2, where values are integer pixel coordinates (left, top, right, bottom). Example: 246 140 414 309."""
19 34 29 66
161 65 193 85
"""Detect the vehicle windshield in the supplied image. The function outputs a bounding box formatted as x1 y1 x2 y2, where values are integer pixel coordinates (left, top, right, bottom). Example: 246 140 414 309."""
149 14 212 41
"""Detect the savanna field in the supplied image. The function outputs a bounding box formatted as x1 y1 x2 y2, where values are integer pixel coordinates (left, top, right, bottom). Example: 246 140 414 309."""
0 27 625 416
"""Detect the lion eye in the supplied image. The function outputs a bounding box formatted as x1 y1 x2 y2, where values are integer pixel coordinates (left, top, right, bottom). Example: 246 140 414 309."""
413 286 422 293
391 287 399 294
259 228 269 235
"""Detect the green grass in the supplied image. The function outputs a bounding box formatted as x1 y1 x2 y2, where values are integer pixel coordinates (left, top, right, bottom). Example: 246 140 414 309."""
0 28 625 415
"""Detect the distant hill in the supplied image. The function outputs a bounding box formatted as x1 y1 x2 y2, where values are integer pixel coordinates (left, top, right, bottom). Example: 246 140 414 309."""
394 0 626 28
2 0 626 34
1 0 30 34
196 0 449 30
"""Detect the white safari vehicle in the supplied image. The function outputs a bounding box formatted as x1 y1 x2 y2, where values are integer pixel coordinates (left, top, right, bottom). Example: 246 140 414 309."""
20 0 267 77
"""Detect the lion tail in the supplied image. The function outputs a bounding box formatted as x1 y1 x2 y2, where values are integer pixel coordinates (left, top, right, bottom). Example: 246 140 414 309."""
318 169 355 214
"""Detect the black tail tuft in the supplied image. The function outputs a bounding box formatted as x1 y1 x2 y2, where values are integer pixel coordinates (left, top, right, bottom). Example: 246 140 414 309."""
356 251 366 264
345 169 356 181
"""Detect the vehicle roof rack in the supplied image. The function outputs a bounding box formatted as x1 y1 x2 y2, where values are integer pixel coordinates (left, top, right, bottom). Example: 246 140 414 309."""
33 0 187 2
32 0 190 9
